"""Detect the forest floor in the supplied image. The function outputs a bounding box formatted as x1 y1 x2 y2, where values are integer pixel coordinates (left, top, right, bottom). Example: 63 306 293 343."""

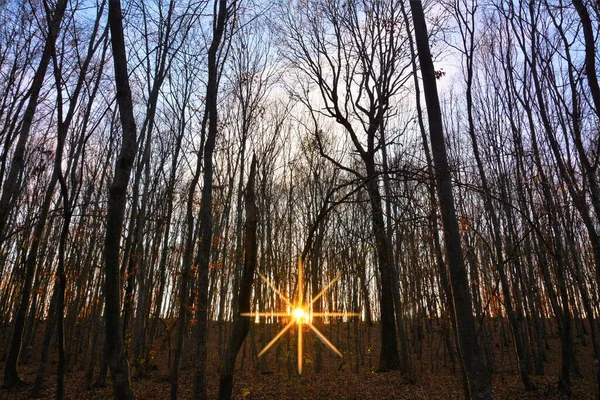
0 319 597 399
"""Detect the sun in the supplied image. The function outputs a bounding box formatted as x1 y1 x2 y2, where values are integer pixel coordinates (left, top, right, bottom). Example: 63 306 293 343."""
292 307 308 323
242 258 358 375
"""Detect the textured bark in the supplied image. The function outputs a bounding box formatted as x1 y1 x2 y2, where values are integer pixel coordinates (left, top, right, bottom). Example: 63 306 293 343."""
105 0 139 398
410 1 493 398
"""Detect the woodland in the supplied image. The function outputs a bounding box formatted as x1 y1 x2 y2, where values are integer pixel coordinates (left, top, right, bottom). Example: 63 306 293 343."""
0 0 599 399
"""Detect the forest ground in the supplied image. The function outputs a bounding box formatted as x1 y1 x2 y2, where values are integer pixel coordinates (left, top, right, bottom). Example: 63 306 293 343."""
1 319 596 399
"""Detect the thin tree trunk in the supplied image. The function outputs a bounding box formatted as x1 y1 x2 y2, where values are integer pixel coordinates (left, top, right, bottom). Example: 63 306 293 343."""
30 289 58 397
0 0 67 245
193 1 231 398
1 0 68 388
219 156 257 400
363 163 401 372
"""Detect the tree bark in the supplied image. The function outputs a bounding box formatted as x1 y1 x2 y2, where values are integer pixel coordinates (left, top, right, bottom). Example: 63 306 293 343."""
571 0 600 120
363 163 401 372
219 156 257 400
1 1 68 388
0 0 67 245
410 1 493 398
105 0 139 398
194 1 231 398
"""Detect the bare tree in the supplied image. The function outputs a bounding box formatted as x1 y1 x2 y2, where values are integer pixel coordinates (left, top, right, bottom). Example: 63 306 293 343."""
104 0 140 397
277 0 414 373
410 1 493 398
2 0 69 388
219 155 257 400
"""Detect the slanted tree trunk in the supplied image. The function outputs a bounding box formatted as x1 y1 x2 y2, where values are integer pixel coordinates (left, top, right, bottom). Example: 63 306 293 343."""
53 6 107 397
399 0 463 386
410 1 493 398
0 0 67 244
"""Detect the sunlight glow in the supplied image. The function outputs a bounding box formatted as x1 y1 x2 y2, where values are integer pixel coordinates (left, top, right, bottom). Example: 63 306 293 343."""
242 259 359 375
292 307 307 323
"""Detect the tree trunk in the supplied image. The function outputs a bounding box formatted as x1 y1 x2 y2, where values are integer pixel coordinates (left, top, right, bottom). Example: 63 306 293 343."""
571 0 600 121
410 1 493 398
31 290 58 397
311 225 324 373
363 164 401 372
1 0 68 388
192 2 231 399
105 0 139 397
465 76 535 391
219 156 257 400
0 0 67 244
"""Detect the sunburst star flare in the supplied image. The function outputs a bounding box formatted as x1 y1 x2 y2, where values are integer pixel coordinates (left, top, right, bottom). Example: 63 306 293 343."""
241 259 359 375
